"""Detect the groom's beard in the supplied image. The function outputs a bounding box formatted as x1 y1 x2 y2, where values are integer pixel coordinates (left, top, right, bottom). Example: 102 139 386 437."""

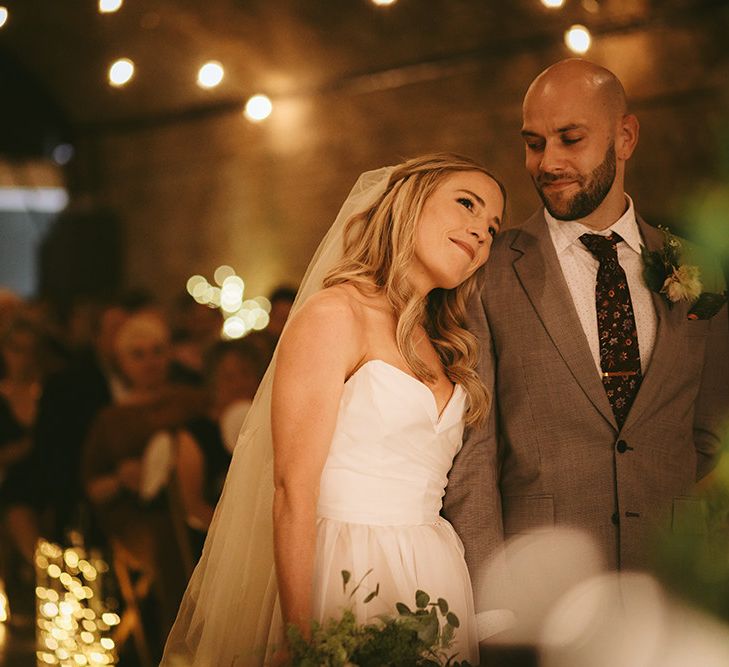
535 141 617 221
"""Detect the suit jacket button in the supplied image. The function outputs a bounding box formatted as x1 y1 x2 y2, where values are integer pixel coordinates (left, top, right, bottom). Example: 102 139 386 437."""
611 511 620 525
616 440 629 453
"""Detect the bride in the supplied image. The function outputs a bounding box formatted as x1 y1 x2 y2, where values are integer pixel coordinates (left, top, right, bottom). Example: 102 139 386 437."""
161 153 506 665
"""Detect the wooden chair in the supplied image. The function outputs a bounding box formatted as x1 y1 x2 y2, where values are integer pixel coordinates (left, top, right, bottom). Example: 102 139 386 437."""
109 538 155 667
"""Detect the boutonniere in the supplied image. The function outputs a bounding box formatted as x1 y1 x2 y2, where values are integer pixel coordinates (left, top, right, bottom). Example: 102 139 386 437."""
641 227 727 320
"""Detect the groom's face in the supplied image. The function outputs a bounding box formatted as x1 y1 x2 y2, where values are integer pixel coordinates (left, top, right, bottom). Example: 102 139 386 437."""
521 93 618 221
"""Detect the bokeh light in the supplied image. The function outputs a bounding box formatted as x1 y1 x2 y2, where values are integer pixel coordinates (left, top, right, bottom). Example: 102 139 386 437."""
371 0 398 5
541 0 565 7
0 6 8 28
244 94 273 122
565 25 592 54
108 58 135 87
98 0 123 13
197 61 224 89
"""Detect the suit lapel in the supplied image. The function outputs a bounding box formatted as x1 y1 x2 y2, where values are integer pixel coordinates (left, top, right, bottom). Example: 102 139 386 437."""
621 217 684 431
511 211 617 429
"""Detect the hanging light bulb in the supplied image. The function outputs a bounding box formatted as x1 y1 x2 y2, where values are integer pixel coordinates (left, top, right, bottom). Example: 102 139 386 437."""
565 25 592 54
244 94 273 122
197 61 225 89
98 0 123 13
108 58 135 87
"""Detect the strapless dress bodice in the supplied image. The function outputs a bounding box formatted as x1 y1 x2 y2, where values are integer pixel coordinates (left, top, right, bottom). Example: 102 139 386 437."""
317 359 466 526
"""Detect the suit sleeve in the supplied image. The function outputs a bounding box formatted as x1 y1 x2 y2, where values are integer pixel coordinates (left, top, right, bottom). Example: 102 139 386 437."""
693 264 729 480
442 287 504 598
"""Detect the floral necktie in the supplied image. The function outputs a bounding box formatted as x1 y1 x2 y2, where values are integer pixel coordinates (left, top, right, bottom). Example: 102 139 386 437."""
580 232 642 429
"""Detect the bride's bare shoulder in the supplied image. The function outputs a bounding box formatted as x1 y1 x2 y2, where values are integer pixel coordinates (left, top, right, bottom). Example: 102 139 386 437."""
284 284 366 340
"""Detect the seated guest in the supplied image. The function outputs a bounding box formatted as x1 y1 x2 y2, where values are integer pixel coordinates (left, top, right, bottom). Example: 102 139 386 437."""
0 314 49 566
82 312 204 641
175 339 264 557
247 284 296 365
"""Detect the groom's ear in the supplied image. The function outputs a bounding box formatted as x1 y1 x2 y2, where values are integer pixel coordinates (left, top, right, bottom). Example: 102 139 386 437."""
616 113 639 161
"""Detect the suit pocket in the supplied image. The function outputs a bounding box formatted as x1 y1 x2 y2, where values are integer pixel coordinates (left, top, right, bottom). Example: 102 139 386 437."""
671 496 707 536
503 494 554 536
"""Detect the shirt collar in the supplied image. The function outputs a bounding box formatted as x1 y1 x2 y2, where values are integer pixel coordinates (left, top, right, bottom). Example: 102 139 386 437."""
545 195 643 255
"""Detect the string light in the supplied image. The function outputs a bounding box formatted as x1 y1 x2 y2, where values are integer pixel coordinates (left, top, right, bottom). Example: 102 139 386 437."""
186 268 273 339
197 61 224 89
108 59 134 87
370 0 398 6
98 0 123 13
0 6 8 28
565 24 592 53
244 94 273 122
35 539 118 666
0 580 9 622
540 0 565 7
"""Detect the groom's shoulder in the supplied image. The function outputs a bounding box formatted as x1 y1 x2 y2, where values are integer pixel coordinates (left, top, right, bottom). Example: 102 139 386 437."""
489 209 544 257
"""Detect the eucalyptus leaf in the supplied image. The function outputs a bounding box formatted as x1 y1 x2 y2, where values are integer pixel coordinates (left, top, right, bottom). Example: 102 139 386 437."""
415 589 430 608
396 602 412 616
437 598 449 614
341 570 351 593
446 612 460 628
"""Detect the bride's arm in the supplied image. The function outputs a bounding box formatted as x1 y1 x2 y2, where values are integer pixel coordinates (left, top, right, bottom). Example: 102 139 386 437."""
271 288 363 637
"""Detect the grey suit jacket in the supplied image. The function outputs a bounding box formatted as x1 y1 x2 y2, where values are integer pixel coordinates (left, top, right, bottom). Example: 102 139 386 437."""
443 209 729 579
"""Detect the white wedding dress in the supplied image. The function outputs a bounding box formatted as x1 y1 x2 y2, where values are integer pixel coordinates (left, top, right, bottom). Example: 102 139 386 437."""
267 359 479 664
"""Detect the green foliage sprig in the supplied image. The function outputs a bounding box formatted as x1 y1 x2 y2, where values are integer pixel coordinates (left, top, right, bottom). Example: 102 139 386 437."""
284 570 472 667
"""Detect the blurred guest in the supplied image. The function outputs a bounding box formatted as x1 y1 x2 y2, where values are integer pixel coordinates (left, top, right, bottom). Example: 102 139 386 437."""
175 339 264 557
0 315 48 565
34 296 142 541
82 312 204 638
170 294 223 384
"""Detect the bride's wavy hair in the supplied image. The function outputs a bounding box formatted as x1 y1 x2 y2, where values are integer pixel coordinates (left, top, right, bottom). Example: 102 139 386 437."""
322 152 507 426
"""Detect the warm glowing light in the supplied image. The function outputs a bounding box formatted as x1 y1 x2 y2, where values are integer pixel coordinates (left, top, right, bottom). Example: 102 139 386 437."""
252 311 270 331
223 316 247 339
244 94 273 122
565 25 592 53
101 613 120 626
0 583 8 622
370 0 398 5
540 0 564 7
108 58 135 87
98 0 123 13
214 265 235 285
197 61 224 89
0 7 8 28
253 296 272 313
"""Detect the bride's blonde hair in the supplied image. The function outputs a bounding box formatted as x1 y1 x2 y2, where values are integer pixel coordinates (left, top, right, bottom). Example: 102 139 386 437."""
322 152 506 426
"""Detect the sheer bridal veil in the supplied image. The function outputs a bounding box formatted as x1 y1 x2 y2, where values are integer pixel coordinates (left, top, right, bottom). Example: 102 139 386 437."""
161 166 394 666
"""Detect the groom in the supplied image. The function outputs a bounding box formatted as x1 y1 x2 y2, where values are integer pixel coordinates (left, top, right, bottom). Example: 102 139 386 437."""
444 59 729 583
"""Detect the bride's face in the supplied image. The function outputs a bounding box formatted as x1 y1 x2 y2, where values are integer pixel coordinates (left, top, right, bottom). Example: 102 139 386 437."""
409 170 504 293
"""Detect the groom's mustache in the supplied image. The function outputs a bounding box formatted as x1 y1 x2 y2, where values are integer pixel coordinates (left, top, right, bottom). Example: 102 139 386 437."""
536 171 584 188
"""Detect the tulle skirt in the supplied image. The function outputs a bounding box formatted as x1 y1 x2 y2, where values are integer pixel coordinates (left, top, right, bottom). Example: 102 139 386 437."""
267 515 479 665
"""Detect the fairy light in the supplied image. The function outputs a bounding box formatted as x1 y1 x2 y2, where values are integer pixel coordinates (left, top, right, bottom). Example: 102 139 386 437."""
186 268 274 339
244 94 273 122
108 58 134 87
35 540 118 666
0 581 9 622
565 25 592 53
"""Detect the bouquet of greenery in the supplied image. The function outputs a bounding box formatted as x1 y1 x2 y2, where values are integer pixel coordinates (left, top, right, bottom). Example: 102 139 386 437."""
284 570 473 666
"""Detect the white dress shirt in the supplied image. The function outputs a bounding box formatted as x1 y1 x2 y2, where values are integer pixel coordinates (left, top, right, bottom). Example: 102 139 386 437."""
544 195 657 375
